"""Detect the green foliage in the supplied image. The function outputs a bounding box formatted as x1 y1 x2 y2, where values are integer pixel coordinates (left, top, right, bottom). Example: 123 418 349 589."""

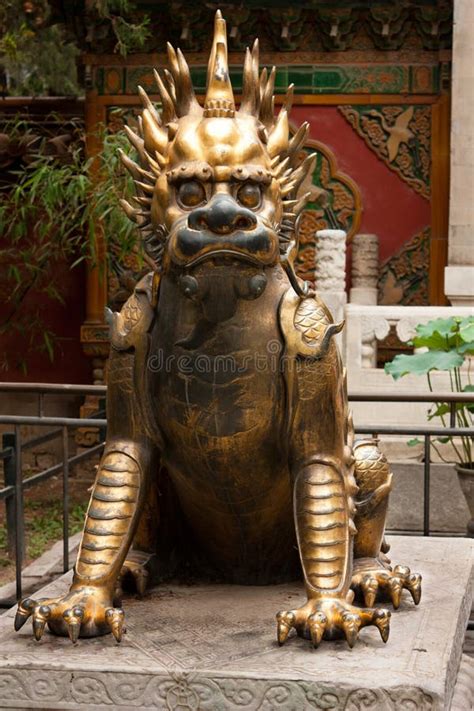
0 1 151 96
385 316 474 465
0 116 141 370
2 25 80 96
0 3 80 96
25 501 87 559
95 1 151 56
385 350 464 380
0 501 87 568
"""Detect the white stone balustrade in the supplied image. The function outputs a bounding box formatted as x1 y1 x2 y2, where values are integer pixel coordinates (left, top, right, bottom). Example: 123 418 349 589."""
343 303 474 430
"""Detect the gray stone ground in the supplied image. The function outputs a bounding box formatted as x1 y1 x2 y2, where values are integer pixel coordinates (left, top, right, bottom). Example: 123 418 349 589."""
388 462 470 534
0 537 472 710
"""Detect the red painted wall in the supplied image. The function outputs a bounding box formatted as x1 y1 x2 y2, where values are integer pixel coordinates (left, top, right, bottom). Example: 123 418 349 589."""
0 262 91 384
291 105 431 264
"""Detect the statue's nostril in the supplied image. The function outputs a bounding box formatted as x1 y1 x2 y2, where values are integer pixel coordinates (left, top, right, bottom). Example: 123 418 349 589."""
235 216 251 230
234 213 256 230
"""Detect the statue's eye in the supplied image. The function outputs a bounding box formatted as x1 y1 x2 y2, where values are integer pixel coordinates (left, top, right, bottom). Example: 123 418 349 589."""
177 181 206 208
236 182 261 209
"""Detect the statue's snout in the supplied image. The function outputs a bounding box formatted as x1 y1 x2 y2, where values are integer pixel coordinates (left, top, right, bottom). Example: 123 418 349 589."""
188 195 257 235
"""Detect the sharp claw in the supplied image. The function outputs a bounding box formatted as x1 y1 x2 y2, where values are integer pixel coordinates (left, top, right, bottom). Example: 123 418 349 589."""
277 621 290 646
106 607 125 643
132 567 148 597
361 576 378 608
63 606 84 644
394 564 410 578
32 604 51 641
276 611 295 646
308 611 327 648
373 609 391 643
33 618 46 641
342 612 360 649
388 576 403 609
14 598 35 631
68 621 81 644
406 573 422 605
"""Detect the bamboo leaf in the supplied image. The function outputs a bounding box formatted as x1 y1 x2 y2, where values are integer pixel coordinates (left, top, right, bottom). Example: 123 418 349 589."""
43 331 54 362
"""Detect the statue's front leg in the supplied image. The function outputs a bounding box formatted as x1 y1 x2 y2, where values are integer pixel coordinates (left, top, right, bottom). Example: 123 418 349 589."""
350 440 422 609
15 438 154 642
277 291 390 649
278 459 390 649
15 277 160 643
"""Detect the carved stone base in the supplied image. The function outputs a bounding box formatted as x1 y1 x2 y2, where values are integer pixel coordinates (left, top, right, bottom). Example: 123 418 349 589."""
0 537 472 710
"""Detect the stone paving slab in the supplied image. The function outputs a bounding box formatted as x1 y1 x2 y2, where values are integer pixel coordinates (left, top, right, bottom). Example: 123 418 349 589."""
0 537 472 710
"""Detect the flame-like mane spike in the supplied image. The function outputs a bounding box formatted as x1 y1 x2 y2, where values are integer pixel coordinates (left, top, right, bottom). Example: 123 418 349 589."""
259 66 276 129
153 69 176 124
165 43 202 117
240 44 259 116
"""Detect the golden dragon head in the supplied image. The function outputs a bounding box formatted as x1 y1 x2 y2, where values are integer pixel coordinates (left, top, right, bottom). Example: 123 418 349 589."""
120 10 315 290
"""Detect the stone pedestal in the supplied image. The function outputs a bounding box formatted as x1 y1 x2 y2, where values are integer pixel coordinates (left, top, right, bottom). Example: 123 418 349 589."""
0 537 471 710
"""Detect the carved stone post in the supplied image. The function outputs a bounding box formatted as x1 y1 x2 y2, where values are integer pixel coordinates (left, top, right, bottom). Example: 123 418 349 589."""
444 0 474 305
350 233 379 305
314 229 347 326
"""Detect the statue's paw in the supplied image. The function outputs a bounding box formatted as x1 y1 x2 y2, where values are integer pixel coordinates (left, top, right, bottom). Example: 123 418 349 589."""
351 559 422 609
14 587 124 644
116 550 153 597
276 597 390 649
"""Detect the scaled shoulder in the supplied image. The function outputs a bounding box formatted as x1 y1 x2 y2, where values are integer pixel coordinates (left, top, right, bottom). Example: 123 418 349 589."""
106 272 159 350
278 286 343 359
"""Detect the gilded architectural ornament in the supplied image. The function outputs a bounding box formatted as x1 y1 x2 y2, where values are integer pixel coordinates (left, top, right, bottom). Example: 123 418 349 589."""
16 11 421 649
338 104 431 199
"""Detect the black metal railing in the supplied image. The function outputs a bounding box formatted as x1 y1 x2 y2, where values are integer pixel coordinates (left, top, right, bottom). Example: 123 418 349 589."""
0 383 106 604
0 383 473 605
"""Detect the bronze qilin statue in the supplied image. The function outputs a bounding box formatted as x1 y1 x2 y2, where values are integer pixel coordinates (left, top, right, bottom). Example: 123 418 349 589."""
15 11 421 649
